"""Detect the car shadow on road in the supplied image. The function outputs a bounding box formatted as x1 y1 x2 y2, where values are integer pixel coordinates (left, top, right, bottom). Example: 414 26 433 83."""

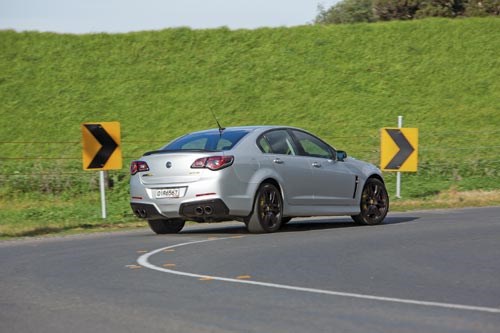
181 216 419 235
281 216 419 233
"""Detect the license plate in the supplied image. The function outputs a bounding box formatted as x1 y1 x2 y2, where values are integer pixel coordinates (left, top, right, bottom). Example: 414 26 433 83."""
155 188 180 199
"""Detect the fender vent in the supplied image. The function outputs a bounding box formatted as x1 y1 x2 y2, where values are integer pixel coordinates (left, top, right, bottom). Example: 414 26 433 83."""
353 176 359 199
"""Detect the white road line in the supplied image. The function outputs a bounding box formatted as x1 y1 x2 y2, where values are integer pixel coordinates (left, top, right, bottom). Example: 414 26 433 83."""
137 237 500 314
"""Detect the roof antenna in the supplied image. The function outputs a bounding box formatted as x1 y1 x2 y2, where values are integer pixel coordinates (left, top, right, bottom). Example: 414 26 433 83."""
210 109 225 136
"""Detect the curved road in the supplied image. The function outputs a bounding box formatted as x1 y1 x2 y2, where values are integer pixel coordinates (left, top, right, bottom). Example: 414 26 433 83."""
1 207 500 333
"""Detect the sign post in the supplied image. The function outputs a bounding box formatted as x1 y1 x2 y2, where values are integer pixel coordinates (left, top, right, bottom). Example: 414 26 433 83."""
397 116 403 198
82 122 122 218
380 117 418 198
99 170 107 218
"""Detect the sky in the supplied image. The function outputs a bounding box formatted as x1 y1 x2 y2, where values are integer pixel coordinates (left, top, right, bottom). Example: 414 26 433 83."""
0 0 339 34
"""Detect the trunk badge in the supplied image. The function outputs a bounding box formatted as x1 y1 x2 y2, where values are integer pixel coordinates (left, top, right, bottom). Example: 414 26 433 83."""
166 162 172 168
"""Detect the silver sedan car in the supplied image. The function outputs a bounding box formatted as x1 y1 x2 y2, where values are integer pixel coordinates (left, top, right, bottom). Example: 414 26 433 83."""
130 126 389 234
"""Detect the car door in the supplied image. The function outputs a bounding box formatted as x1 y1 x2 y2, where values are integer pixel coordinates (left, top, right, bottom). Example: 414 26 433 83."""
291 130 357 206
257 130 316 205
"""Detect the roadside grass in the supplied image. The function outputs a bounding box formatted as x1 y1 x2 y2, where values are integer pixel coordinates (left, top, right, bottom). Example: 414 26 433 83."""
1 189 499 240
0 192 143 239
390 189 500 211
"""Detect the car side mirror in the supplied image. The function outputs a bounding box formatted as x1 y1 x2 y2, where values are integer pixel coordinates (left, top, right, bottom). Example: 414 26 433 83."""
336 150 347 162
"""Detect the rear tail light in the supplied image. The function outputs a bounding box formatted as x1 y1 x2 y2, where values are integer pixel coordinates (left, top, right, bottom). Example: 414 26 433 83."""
130 161 150 175
191 156 234 171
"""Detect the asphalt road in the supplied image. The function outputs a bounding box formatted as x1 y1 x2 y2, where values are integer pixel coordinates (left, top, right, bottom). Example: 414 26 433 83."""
1 207 500 333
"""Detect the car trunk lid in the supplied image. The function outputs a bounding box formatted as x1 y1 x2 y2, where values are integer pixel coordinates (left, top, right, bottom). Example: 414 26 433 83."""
139 151 216 185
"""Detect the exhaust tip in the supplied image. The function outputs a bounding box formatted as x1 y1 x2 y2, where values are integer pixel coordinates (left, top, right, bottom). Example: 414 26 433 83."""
204 206 213 215
194 206 204 216
134 209 148 218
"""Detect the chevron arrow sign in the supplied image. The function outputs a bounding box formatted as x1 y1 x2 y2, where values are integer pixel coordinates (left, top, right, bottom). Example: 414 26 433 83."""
82 122 122 170
380 128 418 172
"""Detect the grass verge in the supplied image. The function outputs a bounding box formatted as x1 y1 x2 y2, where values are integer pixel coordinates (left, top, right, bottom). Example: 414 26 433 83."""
390 189 500 211
1 190 499 240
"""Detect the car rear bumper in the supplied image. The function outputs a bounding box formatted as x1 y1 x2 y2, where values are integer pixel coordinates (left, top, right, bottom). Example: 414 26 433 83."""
131 199 230 222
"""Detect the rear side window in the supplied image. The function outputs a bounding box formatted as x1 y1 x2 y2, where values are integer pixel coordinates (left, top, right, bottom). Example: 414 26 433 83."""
163 130 250 151
258 130 297 155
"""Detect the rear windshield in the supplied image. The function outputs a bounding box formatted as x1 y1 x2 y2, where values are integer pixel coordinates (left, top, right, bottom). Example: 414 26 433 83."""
162 129 250 151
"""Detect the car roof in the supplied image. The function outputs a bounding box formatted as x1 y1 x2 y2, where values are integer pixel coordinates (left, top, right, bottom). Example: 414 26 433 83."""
187 125 301 135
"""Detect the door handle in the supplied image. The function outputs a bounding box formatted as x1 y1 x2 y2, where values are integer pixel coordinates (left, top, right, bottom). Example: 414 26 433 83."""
312 162 321 168
273 158 284 164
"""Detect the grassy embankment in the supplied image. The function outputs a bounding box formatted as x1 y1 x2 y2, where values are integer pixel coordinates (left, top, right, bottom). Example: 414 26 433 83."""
0 18 499 238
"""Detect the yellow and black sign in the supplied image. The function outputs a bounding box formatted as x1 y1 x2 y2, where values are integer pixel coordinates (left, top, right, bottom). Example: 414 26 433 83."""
380 128 418 172
82 122 122 170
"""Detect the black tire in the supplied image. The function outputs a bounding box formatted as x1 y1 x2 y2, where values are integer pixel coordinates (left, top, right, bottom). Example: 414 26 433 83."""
351 178 389 225
148 219 185 234
281 217 293 225
247 183 283 233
